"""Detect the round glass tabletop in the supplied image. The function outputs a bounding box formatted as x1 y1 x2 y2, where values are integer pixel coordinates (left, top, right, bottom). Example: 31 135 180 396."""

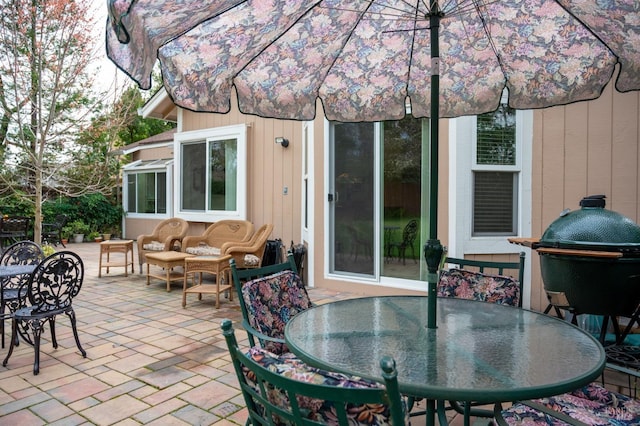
285 296 605 402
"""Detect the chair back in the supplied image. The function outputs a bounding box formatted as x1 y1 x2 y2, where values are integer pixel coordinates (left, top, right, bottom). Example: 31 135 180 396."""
1 241 44 291
155 217 189 243
203 219 254 248
401 219 418 245
230 252 299 349
24 251 84 314
1 216 30 239
241 269 311 354
438 252 526 307
1 241 43 267
221 319 407 426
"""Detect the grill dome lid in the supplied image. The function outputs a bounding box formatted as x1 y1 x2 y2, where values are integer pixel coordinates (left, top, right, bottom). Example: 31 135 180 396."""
540 195 640 251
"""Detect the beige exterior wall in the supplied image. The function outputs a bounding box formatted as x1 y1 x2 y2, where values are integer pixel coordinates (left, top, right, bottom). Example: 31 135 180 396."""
528 85 640 311
178 98 305 249
127 86 640 309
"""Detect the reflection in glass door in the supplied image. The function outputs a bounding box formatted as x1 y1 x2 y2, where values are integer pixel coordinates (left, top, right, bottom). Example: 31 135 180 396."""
381 117 427 281
330 122 375 276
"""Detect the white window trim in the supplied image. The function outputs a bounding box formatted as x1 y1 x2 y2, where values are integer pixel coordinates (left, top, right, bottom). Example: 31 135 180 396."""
122 160 173 219
174 124 247 222
449 110 532 256
302 121 314 287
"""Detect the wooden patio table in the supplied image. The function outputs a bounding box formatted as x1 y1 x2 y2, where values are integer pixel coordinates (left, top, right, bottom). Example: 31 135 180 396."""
285 296 605 426
182 254 232 308
145 251 194 292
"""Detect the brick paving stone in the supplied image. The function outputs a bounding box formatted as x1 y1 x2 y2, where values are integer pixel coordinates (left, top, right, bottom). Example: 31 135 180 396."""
178 380 239 411
67 396 101 412
135 365 195 389
141 382 192 406
30 398 75 423
81 394 150 425
105 352 158 373
48 376 111 404
0 409 46 425
171 404 220 425
132 397 187 424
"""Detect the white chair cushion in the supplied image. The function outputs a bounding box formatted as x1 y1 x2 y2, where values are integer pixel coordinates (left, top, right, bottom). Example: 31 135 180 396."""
185 245 221 256
243 254 261 267
143 241 165 251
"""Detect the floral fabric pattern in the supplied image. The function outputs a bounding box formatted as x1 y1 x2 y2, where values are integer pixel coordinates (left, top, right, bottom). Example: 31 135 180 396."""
501 382 640 425
242 270 312 354
244 347 409 426
437 268 520 307
106 1 640 123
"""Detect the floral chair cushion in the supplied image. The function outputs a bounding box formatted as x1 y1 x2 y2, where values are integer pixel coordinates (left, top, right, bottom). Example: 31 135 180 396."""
242 270 312 354
244 346 409 426
143 241 165 251
437 268 520 307
500 382 640 425
185 245 221 256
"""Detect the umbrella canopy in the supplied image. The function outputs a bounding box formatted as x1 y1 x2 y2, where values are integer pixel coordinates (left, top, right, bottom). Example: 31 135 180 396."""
107 0 640 122
106 0 640 332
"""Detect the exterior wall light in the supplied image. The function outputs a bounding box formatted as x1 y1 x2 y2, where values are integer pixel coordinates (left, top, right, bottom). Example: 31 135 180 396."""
275 137 290 148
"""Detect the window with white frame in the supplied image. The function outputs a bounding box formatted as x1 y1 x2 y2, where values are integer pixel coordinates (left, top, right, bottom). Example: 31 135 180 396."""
123 159 172 216
449 102 532 255
472 104 518 236
175 125 247 221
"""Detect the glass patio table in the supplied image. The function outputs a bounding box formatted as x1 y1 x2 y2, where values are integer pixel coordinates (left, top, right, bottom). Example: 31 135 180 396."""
285 296 605 425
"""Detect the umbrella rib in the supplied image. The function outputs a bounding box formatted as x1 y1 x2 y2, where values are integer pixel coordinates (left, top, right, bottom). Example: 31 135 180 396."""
551 1 618 63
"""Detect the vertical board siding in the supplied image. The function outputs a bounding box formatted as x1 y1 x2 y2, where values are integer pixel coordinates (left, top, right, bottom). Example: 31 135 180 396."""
530 86 640 312
180 95 304 249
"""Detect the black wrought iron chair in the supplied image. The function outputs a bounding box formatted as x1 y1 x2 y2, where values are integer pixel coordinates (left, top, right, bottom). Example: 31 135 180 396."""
221 319 408 426
3 251 86 375
42 214 69 247
388 219 418 264
230 251 307 351
0 241 44 348
0 216 31 250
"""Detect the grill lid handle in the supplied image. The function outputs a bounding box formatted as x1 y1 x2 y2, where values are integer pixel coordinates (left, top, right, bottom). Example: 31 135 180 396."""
579 194 606 208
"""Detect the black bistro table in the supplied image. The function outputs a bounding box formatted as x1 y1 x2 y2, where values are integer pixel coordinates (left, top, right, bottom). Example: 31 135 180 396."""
285 296 605 426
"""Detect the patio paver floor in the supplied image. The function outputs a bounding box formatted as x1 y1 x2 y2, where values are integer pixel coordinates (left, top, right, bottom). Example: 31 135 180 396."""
0 242 632 425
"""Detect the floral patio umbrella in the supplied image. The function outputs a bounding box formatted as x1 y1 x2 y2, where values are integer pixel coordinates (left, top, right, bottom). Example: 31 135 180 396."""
106 0 640 329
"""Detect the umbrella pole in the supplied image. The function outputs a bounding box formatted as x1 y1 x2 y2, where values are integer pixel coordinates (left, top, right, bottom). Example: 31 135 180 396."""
424 3 444 331
425 6 444 425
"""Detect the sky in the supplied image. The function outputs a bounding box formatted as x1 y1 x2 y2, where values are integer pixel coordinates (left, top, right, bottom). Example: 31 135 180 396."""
92 0 129 95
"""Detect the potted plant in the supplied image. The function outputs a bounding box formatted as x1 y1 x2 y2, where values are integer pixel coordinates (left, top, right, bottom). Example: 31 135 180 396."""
88 231 102 242
69 220 90 243
61 225 72 245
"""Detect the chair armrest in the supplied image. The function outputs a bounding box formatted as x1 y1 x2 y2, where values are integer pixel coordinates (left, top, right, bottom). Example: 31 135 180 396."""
221 240 258 254
241 318 287 345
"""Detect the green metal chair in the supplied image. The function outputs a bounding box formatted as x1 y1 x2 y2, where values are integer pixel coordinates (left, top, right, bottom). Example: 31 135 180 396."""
230 251 303 350
221 319 407 426
440 253 526 307
414 253 526 423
